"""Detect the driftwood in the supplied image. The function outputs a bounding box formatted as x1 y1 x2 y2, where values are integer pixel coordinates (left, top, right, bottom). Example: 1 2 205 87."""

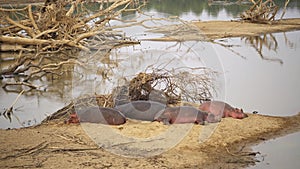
0 0 142 51
42 94 113 123
0 141 49 160
0 0 144 90
127 67 216 104
1 90 24 123
240 0 290 23
240 0 278 23
280 0 290 20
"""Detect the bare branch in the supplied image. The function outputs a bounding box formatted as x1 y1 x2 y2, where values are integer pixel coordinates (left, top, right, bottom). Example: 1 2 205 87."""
5 16 36 37
0 0 143 91
28 4 40 34
2 82 39 89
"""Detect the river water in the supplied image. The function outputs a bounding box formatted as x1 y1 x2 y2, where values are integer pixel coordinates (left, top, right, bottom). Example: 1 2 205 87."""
0 0 300 168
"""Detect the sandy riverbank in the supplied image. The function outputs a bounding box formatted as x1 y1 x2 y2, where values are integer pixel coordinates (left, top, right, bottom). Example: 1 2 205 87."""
1 111 299 168
145 18 300 41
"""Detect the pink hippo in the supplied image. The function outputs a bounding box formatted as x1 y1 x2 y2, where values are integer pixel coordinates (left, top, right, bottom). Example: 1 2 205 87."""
199 101 248 119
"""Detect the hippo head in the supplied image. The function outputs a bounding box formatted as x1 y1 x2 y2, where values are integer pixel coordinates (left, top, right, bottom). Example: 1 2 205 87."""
231 108 248 119
66 113 80 124
153 110 172 125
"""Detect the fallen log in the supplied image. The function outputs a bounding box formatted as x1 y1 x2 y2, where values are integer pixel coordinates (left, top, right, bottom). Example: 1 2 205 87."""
0 35 90 51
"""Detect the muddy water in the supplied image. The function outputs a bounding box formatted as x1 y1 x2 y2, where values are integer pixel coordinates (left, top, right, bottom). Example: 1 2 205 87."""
249 132 300 169
0 0 300 168
213 31 300 169
215 31 300 116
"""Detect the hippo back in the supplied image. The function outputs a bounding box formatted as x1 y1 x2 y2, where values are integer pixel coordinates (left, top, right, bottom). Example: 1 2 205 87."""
154 106 207 125
114 100 166 121
199 100 247 119
199 101 231 117
76 107 126 125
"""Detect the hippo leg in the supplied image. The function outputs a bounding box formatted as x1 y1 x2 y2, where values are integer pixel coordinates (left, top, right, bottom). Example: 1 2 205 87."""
195 119 204 125
206 113 217 123
162 118 171 125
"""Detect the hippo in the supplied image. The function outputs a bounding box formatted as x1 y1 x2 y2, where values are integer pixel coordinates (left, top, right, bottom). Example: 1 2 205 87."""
114 100 166 121
199 101 248 119
65 113 80 124
154 106 219 125
76 106 126 125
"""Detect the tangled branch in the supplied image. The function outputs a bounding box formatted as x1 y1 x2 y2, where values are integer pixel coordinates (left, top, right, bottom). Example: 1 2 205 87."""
0 0 143 51
0 0 144 90
241 33 283 64
240 0 291 23
127 68 217 104
240 0 278 23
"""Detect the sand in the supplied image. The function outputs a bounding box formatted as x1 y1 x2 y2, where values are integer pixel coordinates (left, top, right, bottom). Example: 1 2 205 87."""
0 112 299 168
145 18 300 41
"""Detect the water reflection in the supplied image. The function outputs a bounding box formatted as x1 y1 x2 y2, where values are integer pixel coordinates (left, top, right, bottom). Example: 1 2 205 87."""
2 0 300 21
144 0 250 17
0 52 77 128
241 33 283 64
144 0 300 20
215 30 300 116
1 0 300 129
0 66 74 126
249 132 300 169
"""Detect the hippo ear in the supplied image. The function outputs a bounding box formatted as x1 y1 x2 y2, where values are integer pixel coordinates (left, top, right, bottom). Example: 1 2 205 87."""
241 109 244 113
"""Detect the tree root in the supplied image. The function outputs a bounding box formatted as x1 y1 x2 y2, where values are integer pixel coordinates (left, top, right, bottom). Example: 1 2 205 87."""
0 0 144 90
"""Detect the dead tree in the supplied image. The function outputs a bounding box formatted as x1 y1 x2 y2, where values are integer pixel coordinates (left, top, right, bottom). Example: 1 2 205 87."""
0 0 144 90
240 0 278 23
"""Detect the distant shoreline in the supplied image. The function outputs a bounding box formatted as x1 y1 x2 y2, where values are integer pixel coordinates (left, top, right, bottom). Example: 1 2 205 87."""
144 18 300 42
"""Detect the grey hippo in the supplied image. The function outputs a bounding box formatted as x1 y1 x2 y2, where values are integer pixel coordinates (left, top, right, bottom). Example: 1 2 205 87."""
76 106 126 125
114 100 166 121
